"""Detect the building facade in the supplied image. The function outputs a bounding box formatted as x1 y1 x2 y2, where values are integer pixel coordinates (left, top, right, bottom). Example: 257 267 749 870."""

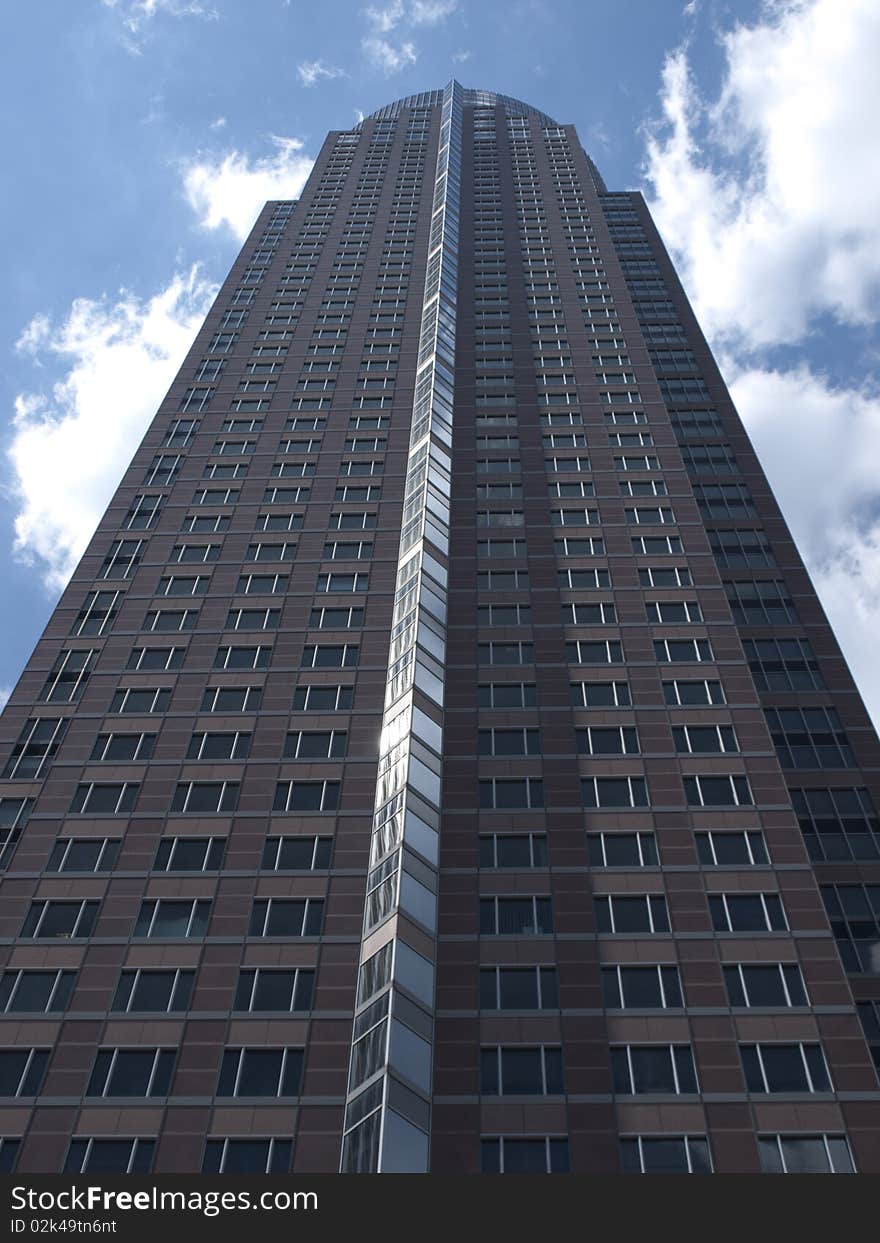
1 83 879 1176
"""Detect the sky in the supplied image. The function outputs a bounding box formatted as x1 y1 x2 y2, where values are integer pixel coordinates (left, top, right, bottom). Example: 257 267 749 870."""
2 0 880 725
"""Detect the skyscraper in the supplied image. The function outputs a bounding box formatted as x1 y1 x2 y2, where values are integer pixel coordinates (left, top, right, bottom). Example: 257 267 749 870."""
1 81 879 1176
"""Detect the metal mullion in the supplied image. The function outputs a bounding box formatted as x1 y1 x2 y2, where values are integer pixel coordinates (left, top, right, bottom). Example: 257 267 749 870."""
625 1045 634 1093
657 966 667 1008
73 901 90 937
232 1049 244 1096
184 900 198 937
755 1044 769 1093
145 1049 161 1096
104 1048 119 1098
670 1045 681 1094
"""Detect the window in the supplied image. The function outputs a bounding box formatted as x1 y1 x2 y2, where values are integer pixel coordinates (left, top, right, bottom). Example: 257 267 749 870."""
0 969 76 1014
112 969 194 1013
792 786 880 863
99 539 143 578
601 965 682 1009
301 644 359 668
709 893 786 932
110 687 171 714
127 646 184 671
0 1050 49 1096
479 966 558 1010
236 574 288 596
72 590 121 636
124 494 162 530
249 899 324 937
21 900 99 939
69 783 139 815
723 963 807 1008
673 724 738 753
765 707 855 769
570 681 630 707
479 778 544 809
744 638 823 691
480 1137 570 1174
154 838 225 871
819 884 880 973
0 1138 19 1173
639 566 692 587
64 1139 154 1174
647 600 703 623
261 836 332 870
578 726 639 756
47 838 120 872
696 830 768 866
612 1045 698 1094
273 781 339 812
3 717 69 779
480 896 553 935
315 571 367 591
654 639 713 663
479 728 541 757
632 535 682 555
292 684 353 711
187 732 251 760
202 1139 292 1175
478 642 534 666
87 1049 175 1097
595 895 670 933
234 968 315 1012
588 832 658 867
685 774 752 807
582 777 649 808
740 1043 831 1094
620 1136 711 1174
481 1046 564 1095
725 579 795 625
565 602 617 624
218 1048 303 1097
567 640 624 664
170 782 239 814
478 682 537 708
284 714 349 751
479 833 547 868
200 685 262 712
558 567 610 589
215 644 271 670
758 1135 854 1174
0 797 33 867
143 608 198 633
663 679 725 706
708 528 775 568
134 899 210 938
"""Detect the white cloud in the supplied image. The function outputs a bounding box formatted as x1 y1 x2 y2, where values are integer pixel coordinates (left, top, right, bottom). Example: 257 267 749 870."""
451 48 472 63
209 116 226 129
362 35 417 74
410 0 456 24
364 0 404 31
8 269 217 591
182 137 314 240
643 0 880 351
297 59 346 87
0 687 10 712
101 0 217 49
724 360 880 726
360 0 452 73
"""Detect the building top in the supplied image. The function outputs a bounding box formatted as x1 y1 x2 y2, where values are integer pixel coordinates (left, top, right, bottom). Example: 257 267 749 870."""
362 80 560 126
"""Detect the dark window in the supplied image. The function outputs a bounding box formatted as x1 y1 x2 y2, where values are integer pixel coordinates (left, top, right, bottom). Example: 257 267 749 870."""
709 893 786 932
480 897 553 935
112 970 194 1013
87 1049 175 1097
46 839 120 873
154 838 226 871
202 1139 291 1174
602 965 683 1009
588 832 658 867
261 837 332 870
595 895 670 933
480 1137 570 1174
479 967 558 1010
217 1048 303 1097
758 1135 854 1174
64 1139 155 1174
133 899 210 938
21 900 98 939
723 964 807 1008
479 834 547 868
0 1050 49 1096
234 969 315 1012
0 970 76 1014
620 1136 711 1174
611 1045 698 1094
249 899 324 937
741 1043 831 1093
480 1046 564 1095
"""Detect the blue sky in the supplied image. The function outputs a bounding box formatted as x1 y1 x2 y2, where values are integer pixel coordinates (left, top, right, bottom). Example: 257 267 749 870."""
3 0 880 725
